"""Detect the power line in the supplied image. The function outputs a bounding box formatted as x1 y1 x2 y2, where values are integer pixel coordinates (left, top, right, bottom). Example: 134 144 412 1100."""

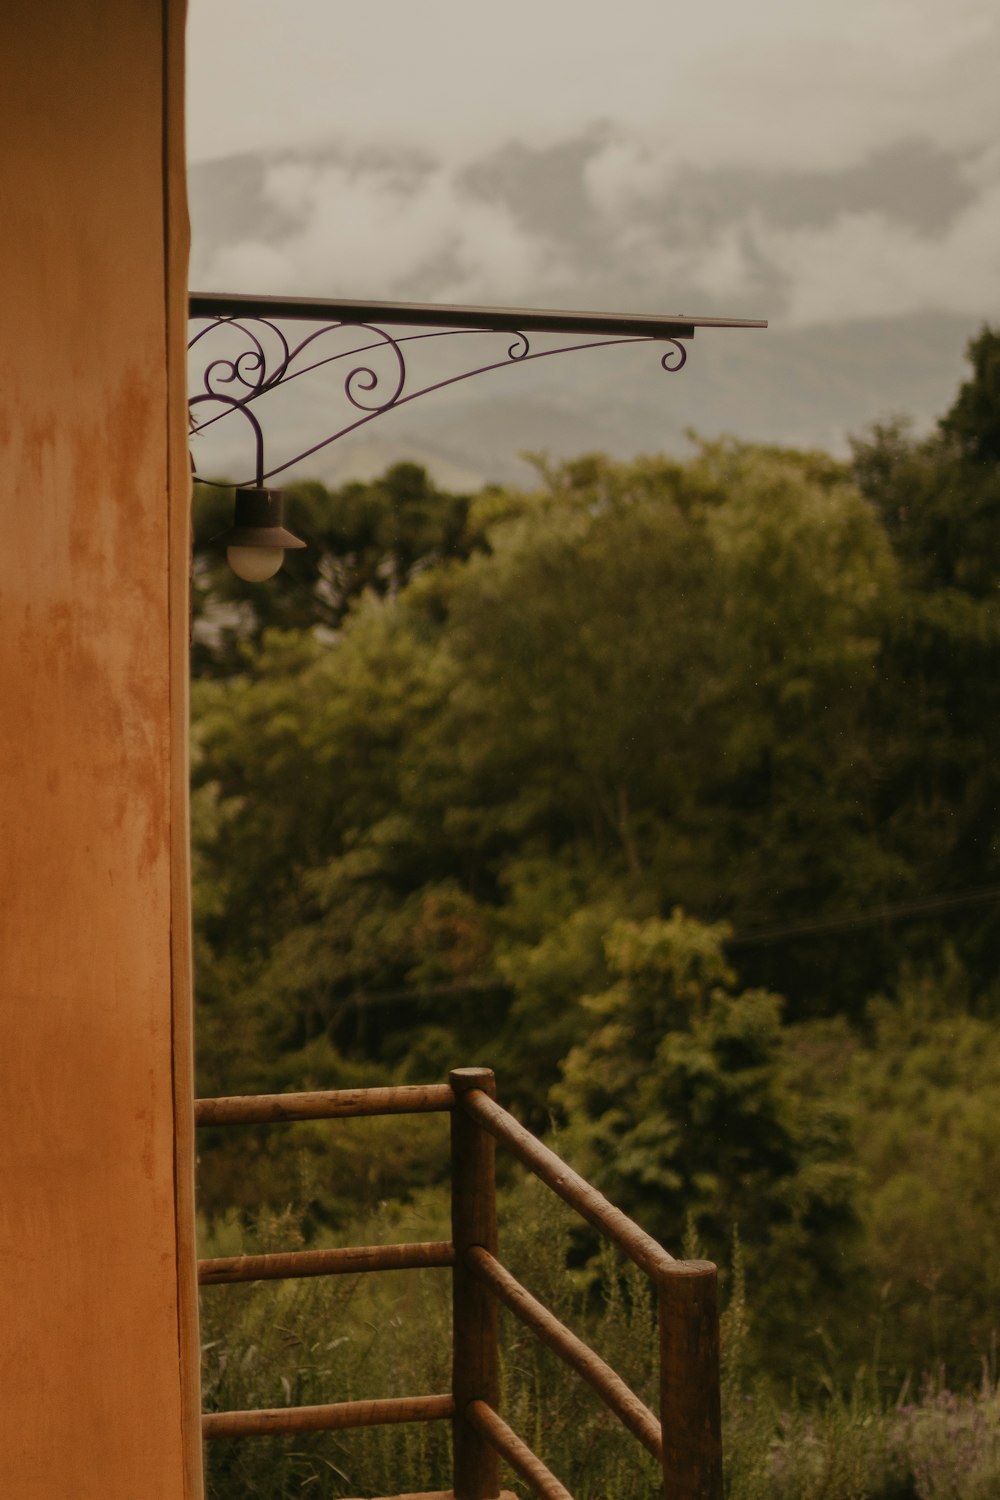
724 885 1000 949
327 887 1000 1011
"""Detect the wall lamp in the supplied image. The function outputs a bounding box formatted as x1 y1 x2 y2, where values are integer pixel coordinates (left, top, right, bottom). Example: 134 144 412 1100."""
212 486 306 582
188 292 766 581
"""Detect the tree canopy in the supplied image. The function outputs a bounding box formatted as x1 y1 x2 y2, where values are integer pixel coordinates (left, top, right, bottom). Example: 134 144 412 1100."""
191 327 1000 1388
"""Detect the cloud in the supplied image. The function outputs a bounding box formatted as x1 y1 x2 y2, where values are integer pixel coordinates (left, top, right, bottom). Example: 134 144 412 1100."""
570 135 1000 326
190 131 1000 331
761 186 1000 329
194 154 567 304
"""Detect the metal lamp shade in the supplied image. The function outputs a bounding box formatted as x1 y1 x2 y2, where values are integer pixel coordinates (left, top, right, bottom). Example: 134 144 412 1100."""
213 487 307 551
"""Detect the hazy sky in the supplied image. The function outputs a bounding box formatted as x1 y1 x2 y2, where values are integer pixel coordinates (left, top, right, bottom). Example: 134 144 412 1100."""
188 0 997 169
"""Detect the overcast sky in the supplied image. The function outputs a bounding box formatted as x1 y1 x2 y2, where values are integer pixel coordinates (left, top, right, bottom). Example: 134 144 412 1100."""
188 0 997 170
185 1 1000 474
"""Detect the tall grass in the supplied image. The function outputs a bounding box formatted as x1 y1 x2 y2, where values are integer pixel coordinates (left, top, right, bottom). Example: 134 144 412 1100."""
199 1187 1000 1500
200 1195 454 1499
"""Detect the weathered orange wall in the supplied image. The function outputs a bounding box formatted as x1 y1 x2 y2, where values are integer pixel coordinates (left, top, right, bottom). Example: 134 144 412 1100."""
0 3 202 1496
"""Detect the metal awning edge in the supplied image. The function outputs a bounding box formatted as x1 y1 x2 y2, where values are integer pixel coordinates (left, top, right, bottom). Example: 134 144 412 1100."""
189 291 767 341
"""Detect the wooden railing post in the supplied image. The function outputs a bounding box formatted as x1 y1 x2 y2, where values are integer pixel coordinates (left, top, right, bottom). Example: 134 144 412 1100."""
450 1067 501 1500
657 1260 723 1500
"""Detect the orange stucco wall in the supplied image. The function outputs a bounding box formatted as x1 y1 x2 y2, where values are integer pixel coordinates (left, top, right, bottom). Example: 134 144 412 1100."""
0 3 202 1496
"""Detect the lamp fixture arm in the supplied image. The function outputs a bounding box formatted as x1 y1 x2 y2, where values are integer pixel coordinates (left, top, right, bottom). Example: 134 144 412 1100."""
187 290 766 578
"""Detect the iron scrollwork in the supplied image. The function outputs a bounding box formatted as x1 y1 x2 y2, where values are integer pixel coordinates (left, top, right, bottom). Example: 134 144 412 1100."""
187 311 689 489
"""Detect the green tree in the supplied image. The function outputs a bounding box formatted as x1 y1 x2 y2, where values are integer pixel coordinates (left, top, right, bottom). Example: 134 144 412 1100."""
191 463 482 676
847 965 1000 1384
554 912 859 1361
191 441 912 1116
849 328 1000 996
940 324 1000 471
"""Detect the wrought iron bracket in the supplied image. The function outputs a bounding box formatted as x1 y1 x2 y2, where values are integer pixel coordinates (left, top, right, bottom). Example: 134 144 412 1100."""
187 292 766 488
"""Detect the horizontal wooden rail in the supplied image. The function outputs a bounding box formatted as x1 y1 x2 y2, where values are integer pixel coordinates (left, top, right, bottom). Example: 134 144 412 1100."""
340 1492 519 1499
466 1247 661 1461
203 1393 455 1439
195 1083 455 1126
466 1401 572 1500
342 1493 461 1500
341 1493 458 1500
199 1239 455 1285
459 1090 674 1280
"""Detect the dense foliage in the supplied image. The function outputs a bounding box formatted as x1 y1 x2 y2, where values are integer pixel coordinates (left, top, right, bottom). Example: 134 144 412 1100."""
192 330 1000 1495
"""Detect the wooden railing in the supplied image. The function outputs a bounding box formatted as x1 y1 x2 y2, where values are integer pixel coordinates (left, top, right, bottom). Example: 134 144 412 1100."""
195 1066 723 1500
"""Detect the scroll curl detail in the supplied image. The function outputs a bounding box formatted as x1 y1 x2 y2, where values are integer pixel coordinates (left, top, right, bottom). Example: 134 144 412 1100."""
341 325 407 412
660 339 688 373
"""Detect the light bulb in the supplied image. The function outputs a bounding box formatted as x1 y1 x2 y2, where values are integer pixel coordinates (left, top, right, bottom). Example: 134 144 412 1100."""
226 545 284 582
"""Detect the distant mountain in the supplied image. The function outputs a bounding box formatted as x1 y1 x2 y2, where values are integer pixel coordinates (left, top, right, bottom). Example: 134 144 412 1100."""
188 131 998 485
